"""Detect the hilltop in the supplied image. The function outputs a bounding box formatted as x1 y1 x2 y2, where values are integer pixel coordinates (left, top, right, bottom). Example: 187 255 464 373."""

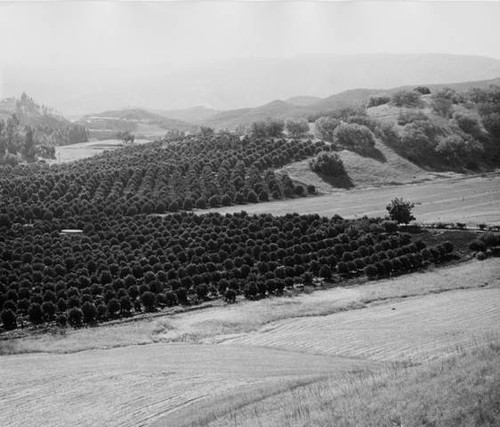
4 53 500 115
0 93 89 164
196 77 500 129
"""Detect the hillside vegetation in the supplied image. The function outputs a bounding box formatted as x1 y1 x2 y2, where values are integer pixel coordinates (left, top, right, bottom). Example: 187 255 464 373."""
0 93 88 165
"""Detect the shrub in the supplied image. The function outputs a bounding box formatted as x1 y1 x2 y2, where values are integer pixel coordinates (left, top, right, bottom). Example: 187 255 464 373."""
1 309 17 330
476 251 487 260
367 95 391 108
314 116 340 142
285 118 309 138
309 152 346 176
386 198 415 224
453 112 482 138
391 90 422 108
333 122 376 155
413 86 431 95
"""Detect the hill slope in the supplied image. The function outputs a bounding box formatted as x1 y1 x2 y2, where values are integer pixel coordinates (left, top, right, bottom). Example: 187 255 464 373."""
4 53 500 115
200 77 500 130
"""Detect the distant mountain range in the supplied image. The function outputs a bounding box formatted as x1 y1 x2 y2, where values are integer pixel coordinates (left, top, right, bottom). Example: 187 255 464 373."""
153 77 500 130
3 74 500 140
3 53 500 116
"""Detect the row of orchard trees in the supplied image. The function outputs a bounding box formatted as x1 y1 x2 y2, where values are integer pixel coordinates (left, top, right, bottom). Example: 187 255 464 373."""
0 135 329 225
1 211 452 331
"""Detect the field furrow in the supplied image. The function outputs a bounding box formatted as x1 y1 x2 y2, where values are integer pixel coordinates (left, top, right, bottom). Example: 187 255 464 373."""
221 287 500 363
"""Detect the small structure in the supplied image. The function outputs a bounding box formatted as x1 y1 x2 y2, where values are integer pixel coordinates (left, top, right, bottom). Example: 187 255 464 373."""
60 229 83 237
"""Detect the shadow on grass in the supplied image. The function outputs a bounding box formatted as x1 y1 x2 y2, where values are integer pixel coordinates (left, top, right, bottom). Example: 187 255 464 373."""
318 172 354 189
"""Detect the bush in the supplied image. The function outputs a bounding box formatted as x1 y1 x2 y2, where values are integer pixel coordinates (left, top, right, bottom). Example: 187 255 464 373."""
476 251 487 260
413 86 431 95
391 90 422 108
333 122 376 155
285 118 309 138
386 198 415 224
367 95 391 108
250 119 284 138
453 112 482 138
1 309 17 330
314 116 340 142
309 152 346 176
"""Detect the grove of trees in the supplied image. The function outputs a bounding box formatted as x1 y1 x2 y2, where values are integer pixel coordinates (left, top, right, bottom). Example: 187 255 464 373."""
0 210 452 330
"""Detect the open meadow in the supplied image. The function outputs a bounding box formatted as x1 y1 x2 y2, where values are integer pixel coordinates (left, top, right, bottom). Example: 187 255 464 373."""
208 171 500 226
50 139 150 164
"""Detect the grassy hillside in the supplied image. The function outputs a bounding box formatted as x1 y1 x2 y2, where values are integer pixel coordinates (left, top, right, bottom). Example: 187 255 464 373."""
197 77 500 130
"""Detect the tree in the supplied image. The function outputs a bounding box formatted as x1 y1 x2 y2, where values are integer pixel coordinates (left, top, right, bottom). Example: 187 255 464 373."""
309 152 345 176
1 309 17 330
22 127 37 162
117 131 135 144
386 198 415 224
224 289 237 303
140 291 156 312
81 301 97 324
314 116 339 142
68 307 83 327
28 303 44 324
285 118 309 138
367 95 391 108
333 122 376 154
391 90 422 108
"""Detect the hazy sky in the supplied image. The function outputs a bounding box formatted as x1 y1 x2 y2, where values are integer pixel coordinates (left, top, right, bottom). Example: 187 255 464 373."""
1 1 500 67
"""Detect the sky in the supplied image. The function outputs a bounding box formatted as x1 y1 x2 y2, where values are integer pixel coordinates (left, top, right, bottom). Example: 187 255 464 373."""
1 1 500 68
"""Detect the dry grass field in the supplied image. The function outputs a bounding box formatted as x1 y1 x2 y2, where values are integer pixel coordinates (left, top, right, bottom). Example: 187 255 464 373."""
49 139 150 164
1 259 499 426
208 171 500 226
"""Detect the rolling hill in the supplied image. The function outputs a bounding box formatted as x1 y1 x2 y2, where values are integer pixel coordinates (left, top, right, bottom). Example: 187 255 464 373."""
198 77 500 130
78 108 197 140
4 53 500 116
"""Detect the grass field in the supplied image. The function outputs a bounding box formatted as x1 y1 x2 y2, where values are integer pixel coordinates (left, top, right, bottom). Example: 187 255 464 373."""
1 259 499 426
49 139 150 164
208 171 500 226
